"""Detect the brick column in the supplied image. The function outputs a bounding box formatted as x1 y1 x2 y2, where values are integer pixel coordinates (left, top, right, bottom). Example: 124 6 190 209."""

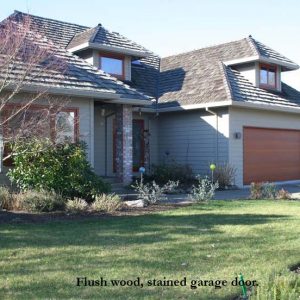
115 104 133 185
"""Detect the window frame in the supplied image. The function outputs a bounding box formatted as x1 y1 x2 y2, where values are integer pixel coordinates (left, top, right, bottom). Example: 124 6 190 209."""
99 52 125 80
2 104 80 142
2 104 79 166
259 63 277 89
55 108 79 144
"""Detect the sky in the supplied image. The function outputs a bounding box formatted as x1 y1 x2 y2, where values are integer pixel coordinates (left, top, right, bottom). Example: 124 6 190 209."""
1 0 300 88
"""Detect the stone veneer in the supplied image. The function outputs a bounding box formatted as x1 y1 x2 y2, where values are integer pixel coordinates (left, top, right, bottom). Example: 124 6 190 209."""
115 104 133 184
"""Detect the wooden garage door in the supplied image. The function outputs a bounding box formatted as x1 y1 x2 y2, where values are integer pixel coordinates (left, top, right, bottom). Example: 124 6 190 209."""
243 127 300 184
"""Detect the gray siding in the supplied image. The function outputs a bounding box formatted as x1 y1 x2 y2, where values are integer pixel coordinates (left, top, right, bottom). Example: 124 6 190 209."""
156 109 229 176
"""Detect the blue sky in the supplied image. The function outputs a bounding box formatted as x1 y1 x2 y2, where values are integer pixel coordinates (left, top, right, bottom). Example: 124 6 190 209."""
1 0 300 88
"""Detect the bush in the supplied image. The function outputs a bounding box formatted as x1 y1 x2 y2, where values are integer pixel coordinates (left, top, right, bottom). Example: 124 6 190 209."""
148 163 194 184
250 182 277 199
8 140 110 200
66 198 88 213
276 188 291 200
19 190 65 212
190 176 219 202
0 186 11 210
263 182 277 199
249 183 292 200
132 180 179 205
214 164 236 188
91 194 122 213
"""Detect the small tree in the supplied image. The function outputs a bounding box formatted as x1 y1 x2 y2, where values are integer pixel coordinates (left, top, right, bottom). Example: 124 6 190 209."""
0 16 68 167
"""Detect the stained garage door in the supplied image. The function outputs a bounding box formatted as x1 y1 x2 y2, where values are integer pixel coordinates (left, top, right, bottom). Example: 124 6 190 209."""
243 127 300 184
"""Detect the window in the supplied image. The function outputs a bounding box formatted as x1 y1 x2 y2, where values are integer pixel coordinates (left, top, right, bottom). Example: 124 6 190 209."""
55 111 76 143
259 64 277 88
2 105 79 166
100 54 124 78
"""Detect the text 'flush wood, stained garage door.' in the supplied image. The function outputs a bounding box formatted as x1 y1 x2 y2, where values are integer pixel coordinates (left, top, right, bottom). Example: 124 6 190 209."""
243 127 300 185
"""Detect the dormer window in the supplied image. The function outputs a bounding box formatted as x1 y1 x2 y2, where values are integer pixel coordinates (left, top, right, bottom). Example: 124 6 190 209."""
99 53 124 79
259 64 277 89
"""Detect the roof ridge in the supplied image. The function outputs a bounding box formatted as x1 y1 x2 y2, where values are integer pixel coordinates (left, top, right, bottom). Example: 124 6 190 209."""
219 63 234 101
161 37 250 60
12 10 89 30
246 35 260 56
89 25 101 43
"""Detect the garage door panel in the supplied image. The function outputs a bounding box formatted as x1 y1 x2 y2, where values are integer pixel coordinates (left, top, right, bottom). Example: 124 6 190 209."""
243 127 300 184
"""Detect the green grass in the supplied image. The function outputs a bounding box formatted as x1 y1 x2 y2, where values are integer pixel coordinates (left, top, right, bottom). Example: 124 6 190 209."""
0 200 299 300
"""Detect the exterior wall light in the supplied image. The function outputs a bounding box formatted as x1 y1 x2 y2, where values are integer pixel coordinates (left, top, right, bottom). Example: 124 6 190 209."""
234 132 242 139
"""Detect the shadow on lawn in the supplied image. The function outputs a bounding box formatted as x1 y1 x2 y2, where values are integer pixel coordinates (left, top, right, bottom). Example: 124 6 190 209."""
0 212 287 250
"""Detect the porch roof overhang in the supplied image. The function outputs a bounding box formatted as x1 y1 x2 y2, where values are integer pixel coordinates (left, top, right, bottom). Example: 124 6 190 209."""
5 84 153 106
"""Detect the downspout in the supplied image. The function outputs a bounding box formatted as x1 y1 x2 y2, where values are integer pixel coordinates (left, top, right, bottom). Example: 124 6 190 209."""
205 107 219 164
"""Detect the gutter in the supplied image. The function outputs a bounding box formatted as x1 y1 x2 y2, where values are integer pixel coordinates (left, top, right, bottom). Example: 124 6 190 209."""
133 100 232 113
5 84 153 105
224 55 299 71
67 42 150 58
232 100 300 115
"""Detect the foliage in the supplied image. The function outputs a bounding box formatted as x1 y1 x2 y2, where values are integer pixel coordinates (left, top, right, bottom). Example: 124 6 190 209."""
19 190 65 212
148 163 194 184
132 180 179 205
262 182 277 199
249 270 299 300
91 194 123 213
249 182 291 200
190 176 219 202
213 164 236 188
8 140 110 200
0 186 11 210
250 182 263 199
276 188 291 200
65 198 88 213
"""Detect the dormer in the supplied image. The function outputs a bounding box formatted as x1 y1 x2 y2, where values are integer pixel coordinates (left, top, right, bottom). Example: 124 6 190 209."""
224 36 299 93
66 24 150 81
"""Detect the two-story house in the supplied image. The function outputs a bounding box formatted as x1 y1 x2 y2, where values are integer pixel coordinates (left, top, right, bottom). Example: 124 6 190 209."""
2 10 300 187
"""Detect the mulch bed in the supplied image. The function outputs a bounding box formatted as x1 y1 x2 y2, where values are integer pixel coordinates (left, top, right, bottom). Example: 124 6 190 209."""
0 203 189 224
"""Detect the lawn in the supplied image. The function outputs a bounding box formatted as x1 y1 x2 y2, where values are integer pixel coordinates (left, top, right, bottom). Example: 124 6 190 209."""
0 200 299 299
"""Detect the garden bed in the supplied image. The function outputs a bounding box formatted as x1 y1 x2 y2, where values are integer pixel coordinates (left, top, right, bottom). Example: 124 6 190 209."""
0 203 186 224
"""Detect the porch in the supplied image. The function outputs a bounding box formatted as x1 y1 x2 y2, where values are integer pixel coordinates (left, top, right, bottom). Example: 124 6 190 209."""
93 103 157 185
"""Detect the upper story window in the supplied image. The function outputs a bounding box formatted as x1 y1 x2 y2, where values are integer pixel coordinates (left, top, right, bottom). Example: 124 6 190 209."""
259 64 277 89
99 54 124 79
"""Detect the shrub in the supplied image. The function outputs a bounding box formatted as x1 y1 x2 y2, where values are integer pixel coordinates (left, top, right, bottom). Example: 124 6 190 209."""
250 182 263 199
8 140 110 200
276 188 291 200
149 163 194 184
132 180 179 205
263 182 277 199
250 182 280 200
190 176 219 202
66 198 88 213
0 186 11 210
213 164 236 188
20 190 65 212
91 194 122 213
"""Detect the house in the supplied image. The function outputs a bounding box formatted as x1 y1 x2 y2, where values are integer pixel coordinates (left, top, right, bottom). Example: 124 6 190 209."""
2 10 300 188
